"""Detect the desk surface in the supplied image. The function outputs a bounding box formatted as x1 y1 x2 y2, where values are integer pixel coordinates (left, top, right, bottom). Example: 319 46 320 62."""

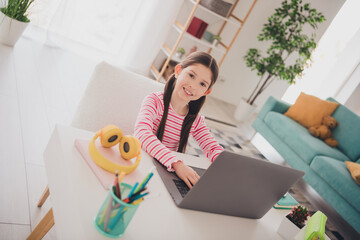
44 125 292 240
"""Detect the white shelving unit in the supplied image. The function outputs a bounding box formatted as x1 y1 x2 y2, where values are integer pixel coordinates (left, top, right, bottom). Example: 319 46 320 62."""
150 0 258 82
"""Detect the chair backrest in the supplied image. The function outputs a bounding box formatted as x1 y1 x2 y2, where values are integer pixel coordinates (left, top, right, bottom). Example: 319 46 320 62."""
71 61 164 134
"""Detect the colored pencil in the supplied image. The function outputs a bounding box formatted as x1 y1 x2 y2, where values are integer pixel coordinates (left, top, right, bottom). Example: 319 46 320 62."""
114 171 120 199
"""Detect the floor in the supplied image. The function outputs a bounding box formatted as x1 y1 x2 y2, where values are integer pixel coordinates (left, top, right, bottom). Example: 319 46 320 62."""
0 27 358 240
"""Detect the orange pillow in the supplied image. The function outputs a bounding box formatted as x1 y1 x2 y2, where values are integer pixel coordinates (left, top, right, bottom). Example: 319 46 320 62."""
284 92 339 128
345 161 360 185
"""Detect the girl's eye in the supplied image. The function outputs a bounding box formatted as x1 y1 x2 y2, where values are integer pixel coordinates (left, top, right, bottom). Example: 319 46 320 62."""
201 82 206 87
189 73 195 79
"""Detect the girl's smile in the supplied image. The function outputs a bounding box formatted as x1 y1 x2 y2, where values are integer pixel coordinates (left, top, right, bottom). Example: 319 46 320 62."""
183 87 193 96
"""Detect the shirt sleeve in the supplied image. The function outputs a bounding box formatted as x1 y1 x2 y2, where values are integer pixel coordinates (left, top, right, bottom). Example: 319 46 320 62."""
192 115 224 162
134 94 180 171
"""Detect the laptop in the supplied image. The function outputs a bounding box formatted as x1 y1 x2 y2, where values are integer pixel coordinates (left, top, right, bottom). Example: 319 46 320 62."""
153 150 304 219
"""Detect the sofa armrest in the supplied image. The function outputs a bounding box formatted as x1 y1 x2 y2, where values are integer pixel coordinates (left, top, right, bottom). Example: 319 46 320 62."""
257 96 291 121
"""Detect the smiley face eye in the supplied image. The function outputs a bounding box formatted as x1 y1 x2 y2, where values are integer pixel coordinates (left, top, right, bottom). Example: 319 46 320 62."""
108 135 118 143
123 142 130 153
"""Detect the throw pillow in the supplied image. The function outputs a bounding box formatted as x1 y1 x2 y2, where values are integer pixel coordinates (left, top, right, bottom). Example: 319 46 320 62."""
345 161 360 185
284 92 339 128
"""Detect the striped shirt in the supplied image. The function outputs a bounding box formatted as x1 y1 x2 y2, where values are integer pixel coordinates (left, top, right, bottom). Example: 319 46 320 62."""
134 92 224 171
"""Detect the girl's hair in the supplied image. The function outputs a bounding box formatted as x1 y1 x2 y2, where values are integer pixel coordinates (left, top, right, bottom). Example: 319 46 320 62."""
156 51 219 153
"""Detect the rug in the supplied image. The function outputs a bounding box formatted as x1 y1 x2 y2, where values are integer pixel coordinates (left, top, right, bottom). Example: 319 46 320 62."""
185 119 344 240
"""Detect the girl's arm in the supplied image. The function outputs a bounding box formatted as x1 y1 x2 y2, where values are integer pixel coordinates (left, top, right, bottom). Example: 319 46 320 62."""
134 94 180 171
192 116 224 162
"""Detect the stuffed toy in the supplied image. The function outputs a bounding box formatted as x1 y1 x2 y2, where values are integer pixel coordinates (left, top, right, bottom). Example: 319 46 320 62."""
308 115 338 147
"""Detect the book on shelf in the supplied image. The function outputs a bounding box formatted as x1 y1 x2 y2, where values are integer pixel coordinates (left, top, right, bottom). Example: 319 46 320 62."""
187 17 208 39
273 193 299 209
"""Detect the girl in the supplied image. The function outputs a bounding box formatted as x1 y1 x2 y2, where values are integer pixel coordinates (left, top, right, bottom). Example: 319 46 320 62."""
134 52 224 189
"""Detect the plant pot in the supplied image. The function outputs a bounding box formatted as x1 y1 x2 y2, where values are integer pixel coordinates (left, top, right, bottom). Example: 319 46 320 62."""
175 52 184 59
234 98 256 122
212 39 219 47
277 215 302 239
0 10 29 46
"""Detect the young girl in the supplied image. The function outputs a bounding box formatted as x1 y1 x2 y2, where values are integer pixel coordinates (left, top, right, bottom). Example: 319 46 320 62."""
134 52 224 189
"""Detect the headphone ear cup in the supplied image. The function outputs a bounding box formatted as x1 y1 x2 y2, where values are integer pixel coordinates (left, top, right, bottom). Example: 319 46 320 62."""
119 136 141 160
100 125 123 148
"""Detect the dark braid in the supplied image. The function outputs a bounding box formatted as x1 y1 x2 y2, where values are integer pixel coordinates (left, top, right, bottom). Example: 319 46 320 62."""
156 74 176 142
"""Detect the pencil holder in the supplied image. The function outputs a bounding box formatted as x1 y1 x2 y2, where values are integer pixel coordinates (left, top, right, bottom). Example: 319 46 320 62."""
94 183 140 238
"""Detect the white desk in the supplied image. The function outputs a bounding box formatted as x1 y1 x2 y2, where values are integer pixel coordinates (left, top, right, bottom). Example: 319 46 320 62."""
36 125 294 239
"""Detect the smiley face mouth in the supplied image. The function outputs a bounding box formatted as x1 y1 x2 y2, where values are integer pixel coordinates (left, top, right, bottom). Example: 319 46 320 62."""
183 87 193 96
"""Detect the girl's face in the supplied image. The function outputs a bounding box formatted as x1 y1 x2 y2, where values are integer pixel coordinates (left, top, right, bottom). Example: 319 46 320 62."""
173 63 212 102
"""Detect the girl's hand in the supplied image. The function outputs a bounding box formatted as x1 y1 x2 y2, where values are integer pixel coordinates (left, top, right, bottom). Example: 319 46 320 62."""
172 161 200 189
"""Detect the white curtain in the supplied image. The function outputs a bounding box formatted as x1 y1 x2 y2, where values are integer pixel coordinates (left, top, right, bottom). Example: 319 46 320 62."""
28 0 182 76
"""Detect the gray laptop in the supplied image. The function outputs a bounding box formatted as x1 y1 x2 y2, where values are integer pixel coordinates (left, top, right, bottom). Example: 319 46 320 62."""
153 150 304 219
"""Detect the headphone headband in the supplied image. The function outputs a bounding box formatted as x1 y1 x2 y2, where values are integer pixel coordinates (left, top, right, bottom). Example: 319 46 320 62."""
88 128 141 174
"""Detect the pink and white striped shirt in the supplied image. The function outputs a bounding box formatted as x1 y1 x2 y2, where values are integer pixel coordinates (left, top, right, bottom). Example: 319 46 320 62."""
134 92 224 171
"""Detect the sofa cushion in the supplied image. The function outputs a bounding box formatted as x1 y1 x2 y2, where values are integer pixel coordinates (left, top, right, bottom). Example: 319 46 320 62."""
345 161 360 185
284 92 339 128
329 101 360 161
264 112 350 164
311 156 360 212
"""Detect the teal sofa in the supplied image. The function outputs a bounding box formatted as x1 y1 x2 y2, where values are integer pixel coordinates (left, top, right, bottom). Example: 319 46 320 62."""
252 96 360 234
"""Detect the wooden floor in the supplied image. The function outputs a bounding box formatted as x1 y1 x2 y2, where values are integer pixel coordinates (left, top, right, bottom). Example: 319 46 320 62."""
0 30 99 239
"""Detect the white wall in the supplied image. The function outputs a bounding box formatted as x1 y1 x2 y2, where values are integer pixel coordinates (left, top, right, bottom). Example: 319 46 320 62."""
209 0 345 109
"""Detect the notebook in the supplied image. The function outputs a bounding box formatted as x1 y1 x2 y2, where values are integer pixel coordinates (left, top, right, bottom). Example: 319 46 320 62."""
153 150 304 219
75 138 144 189
273 193 299 209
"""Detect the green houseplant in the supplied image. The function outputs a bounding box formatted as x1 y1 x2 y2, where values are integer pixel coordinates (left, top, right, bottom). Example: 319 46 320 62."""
278 205 311 239
175 47 185 59
287 205 311 228
243 0 325 106
0 0 35 46
212 35 221 46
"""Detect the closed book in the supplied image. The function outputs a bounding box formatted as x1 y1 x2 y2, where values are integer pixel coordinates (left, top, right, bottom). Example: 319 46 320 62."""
187 17 208 39
273 193 298 209
187 17 202 37
195 22 208 39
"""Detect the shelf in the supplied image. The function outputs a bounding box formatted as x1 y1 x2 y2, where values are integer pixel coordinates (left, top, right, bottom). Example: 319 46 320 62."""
189 0 242 27
150 0 257 81
160 45 182 63
173 24 226 54
150 65 166 83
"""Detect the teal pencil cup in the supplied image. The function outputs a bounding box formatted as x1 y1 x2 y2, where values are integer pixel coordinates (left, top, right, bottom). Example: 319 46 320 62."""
94 183 140 238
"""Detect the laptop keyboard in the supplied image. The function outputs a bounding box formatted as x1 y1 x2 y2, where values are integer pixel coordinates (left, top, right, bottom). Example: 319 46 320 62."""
173 179 190 198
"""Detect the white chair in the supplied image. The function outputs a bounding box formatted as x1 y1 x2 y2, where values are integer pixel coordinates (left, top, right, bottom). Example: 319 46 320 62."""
30 62 163 240
71 61 164 134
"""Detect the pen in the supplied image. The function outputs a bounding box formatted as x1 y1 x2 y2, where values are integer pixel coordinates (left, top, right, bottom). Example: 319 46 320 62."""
135 168 154 192
122 188 148 203
127 182 139 198
127 192 149 204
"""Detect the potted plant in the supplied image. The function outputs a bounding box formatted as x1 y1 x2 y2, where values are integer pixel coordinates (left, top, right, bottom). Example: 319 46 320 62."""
277 205 311 239
234 0 325 121
0 0 35 46
175 47 185 59
212 35 221 47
